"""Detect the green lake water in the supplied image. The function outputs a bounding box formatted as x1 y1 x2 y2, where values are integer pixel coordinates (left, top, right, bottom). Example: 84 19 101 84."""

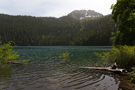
0 46 130 90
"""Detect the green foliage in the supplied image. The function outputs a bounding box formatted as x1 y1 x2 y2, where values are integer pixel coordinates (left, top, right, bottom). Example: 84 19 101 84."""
0 42 19 64
59 52 70 64
129 67 135 83
111 0 135 45
0 42 28 64
95 46 135 70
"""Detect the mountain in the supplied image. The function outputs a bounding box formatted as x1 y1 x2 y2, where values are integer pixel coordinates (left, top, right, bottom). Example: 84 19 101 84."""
68 10 103 19
0 10 115 46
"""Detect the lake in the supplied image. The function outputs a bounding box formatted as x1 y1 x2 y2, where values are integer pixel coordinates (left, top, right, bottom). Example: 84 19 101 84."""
0 46 130 90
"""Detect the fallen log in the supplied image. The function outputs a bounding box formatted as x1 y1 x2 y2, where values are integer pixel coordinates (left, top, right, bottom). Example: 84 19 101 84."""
78 67 127 73
65 66 127 73
7 61 25 65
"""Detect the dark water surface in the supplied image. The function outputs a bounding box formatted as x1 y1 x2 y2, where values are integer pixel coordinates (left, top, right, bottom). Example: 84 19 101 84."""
0 46 130 90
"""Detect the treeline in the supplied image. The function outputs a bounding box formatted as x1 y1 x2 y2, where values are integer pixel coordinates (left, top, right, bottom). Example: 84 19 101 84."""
0 14 115 46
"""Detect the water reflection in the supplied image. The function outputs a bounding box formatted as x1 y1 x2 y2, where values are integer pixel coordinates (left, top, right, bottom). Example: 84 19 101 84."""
59 68 120 90
0 65 11 79
0 64 129 90
0 46 131 90
0 65 12 90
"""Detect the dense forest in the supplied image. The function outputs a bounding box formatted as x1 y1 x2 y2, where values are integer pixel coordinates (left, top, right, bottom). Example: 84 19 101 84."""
0 10 115 46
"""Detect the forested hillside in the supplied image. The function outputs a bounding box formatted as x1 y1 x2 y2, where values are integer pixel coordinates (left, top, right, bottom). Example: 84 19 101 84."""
73 15 115 45
0 10 115 46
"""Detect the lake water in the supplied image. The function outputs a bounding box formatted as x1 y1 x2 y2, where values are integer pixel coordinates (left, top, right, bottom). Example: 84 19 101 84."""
0 46 130 90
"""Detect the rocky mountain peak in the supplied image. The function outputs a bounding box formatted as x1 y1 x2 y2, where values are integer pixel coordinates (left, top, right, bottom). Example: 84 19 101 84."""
68 10 103 19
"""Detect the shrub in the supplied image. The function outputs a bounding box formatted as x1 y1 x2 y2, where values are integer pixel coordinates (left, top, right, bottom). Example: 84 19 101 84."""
0 42 19 64
95 45 135 70
59 52 70 64
129 67 135 83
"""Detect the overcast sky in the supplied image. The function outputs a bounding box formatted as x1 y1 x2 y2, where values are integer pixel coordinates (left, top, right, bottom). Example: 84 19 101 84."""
0 0 116 18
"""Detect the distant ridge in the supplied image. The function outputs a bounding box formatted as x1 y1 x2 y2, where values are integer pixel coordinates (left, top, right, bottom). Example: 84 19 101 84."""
68 10 103 19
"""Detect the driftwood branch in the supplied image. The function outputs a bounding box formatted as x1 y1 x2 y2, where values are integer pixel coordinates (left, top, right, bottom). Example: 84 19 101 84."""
78 67 127 73
7 61 25 65
65 66 127 73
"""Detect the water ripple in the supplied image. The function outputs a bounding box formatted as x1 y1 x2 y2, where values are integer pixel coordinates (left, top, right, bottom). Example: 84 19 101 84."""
0 46 129 90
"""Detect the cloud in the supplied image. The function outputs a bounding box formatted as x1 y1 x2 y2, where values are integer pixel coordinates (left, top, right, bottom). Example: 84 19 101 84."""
0 0 116 17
